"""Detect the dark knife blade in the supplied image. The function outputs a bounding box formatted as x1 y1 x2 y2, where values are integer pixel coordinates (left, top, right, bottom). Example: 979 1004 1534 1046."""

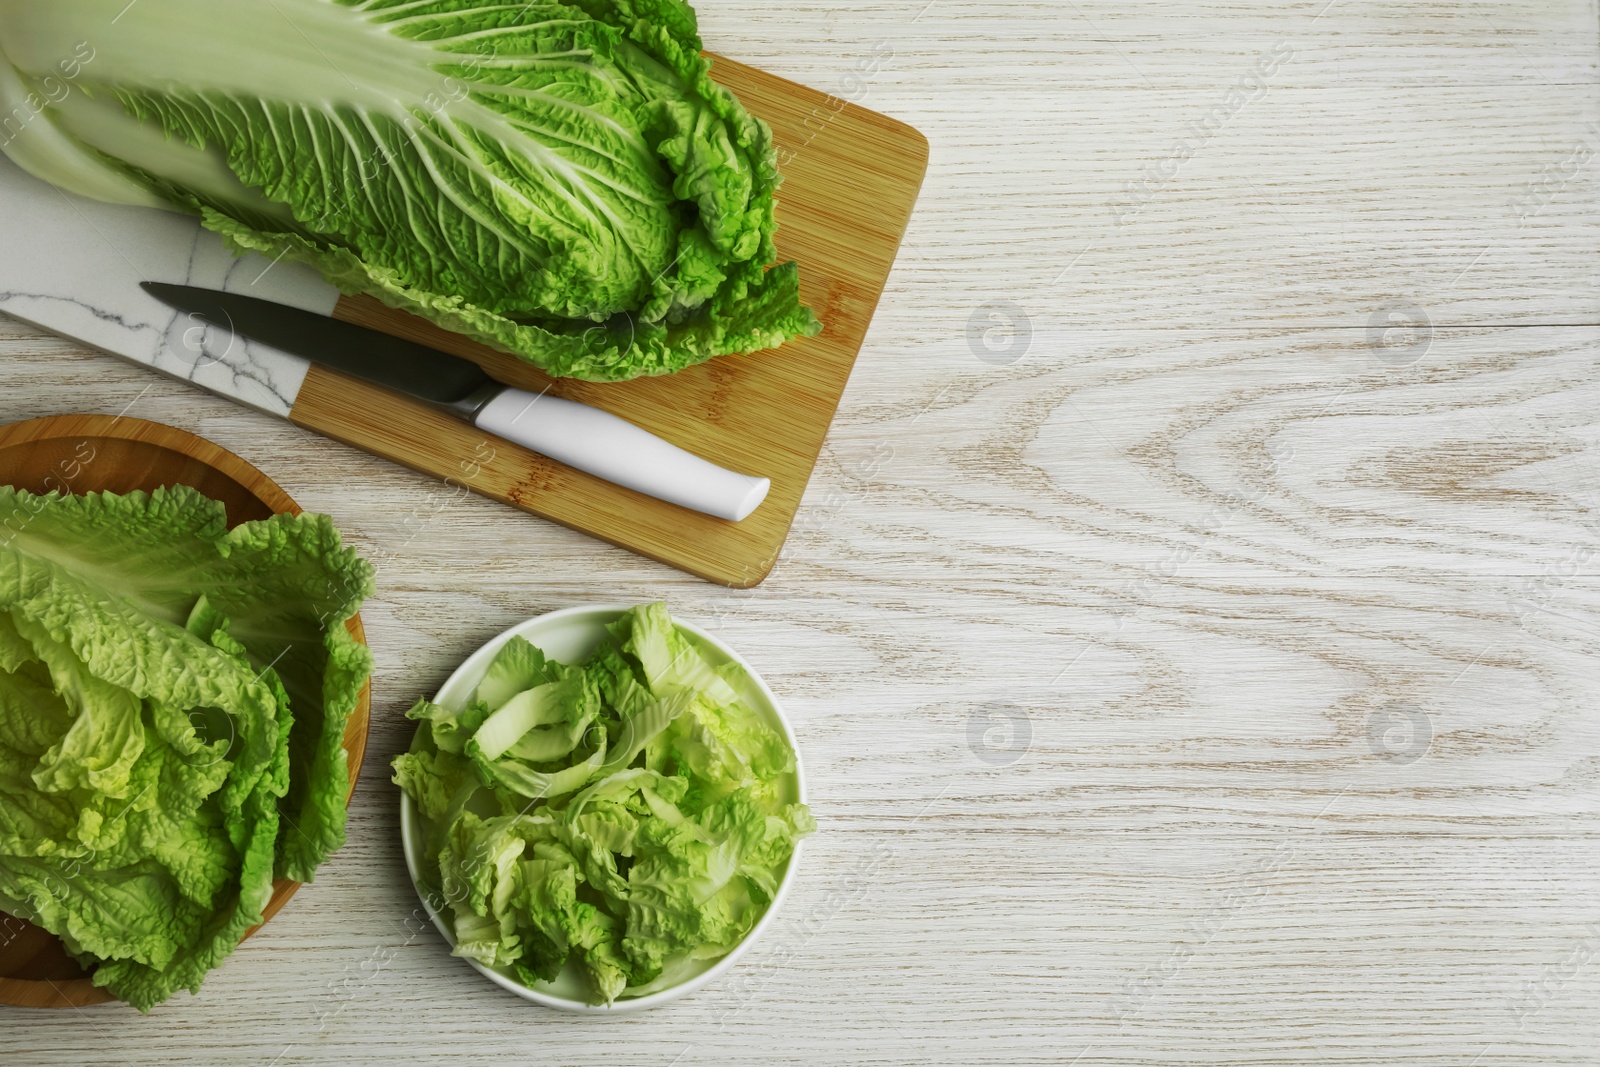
140 282 773 522
140 282 495 408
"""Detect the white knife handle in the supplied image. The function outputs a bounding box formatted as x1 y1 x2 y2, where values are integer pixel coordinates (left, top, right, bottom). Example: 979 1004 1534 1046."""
474 389 771 522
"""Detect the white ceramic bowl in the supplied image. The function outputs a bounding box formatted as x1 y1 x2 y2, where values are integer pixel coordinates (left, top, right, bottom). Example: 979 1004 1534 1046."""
399 604 807 1013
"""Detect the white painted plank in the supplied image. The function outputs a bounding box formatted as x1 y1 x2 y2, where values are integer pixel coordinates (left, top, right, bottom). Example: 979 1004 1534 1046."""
3 2 1599 1064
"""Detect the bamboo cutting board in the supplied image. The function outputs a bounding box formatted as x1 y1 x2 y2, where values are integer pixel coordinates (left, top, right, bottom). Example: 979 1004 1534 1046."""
292 55 928 588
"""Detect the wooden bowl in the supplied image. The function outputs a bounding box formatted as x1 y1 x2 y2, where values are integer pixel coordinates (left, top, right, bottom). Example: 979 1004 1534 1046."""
0 414 371 1009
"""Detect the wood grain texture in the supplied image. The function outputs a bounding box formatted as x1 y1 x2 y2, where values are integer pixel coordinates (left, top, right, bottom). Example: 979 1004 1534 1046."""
291 54 929 589
2 0 1599 1063
0 416 371 1010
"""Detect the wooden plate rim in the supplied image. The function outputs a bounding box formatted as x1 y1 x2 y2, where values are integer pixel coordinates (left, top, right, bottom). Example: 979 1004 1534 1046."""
0 414 372 1009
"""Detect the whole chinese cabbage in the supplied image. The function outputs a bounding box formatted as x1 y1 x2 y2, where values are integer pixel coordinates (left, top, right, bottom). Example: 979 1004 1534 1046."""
0 486 373 1011
394 603 812 1004
0 0 819 381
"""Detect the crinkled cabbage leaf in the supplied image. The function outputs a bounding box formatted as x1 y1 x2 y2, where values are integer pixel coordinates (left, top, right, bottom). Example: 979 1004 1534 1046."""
0 486 373 1010
394 602 811 1004
0 0 820 381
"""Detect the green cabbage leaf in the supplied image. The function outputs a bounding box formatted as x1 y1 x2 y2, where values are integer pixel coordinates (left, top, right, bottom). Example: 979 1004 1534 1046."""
393 602 811 1004
0 0 820 381
0 486 373 1010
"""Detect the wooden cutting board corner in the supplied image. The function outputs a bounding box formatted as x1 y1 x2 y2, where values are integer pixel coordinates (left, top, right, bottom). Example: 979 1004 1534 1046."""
292 55 928 587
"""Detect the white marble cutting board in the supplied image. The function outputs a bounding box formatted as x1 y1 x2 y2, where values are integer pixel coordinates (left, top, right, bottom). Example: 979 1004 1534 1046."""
0 152 337 418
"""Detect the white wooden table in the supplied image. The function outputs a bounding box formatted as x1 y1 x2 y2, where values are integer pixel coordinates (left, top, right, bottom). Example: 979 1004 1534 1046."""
4 2 1599 1063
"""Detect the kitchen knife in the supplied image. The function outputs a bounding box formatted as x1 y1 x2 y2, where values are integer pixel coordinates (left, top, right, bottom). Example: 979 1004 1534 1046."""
140 283 770 522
